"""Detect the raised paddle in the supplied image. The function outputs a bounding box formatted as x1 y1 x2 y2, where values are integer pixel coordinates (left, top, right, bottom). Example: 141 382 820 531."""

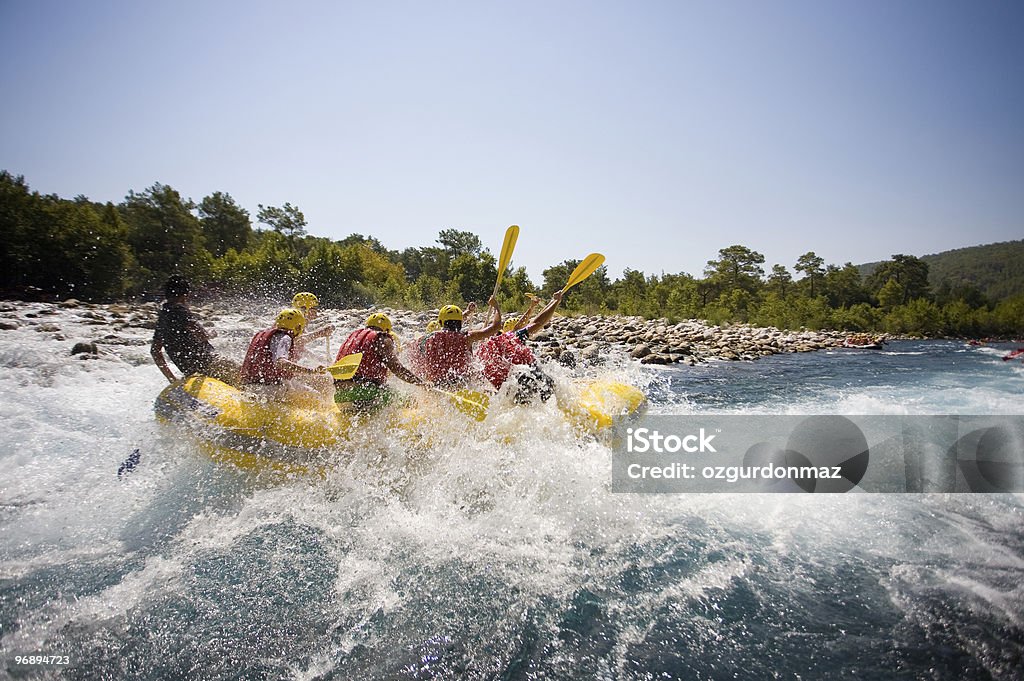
492 224 520 299
562 253 606 292
326 352 363 380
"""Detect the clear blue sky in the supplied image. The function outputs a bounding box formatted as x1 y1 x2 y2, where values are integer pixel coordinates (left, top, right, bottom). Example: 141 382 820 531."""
2 0 1022 282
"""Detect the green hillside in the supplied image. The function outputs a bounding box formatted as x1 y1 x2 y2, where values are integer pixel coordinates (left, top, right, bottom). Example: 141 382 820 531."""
858 240 1024 302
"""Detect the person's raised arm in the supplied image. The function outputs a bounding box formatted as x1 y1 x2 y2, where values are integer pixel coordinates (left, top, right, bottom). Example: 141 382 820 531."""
524 290 564 338
467 296 501 343
514 294 542 331
462 301 479 327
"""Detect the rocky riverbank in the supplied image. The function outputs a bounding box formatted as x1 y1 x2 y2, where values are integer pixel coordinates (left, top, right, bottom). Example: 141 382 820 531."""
540 315 850 365
0 299 858 367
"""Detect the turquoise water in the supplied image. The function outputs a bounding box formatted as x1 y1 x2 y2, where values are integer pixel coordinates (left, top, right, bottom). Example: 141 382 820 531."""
1 329 1022 679
651 339 1024 415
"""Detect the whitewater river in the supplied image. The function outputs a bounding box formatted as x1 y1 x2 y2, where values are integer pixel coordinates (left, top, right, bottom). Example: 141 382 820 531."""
1 302 1022 680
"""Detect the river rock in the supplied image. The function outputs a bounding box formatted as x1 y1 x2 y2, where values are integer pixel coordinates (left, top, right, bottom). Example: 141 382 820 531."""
71 341 98 356
630 344 652 359
640 353 674 365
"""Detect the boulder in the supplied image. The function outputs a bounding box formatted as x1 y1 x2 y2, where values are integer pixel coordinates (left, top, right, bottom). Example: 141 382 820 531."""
640 353 673 365
558 350 578 369
71 342 98 356
630 343 652 359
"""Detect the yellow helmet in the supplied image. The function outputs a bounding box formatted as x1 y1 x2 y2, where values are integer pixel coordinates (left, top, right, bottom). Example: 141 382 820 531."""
365 312 392 333
426 320 441 333
502 316 519 333
291 291 319 310
438 304 463 324
275 307 306 336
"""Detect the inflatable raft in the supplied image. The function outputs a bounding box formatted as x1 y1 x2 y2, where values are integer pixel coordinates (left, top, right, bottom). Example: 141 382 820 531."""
154 376 646 476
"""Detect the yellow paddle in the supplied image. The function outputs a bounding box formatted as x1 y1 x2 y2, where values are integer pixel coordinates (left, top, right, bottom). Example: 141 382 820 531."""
326 352 363 380
562 253 605 292
492 224 520 299
429 387 489 421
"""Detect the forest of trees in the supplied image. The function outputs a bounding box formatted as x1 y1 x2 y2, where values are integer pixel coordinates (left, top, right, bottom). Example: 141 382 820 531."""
1 171 1022 336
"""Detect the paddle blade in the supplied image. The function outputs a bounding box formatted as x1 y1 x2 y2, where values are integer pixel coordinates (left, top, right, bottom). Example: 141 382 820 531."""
452 390 488 421
493 224 520 296
327 352 363 380
117 447 141 479
563 253 605 292
431 387 489 421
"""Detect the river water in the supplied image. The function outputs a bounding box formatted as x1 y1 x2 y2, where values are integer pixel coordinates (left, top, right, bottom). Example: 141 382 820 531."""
1 304 1022 680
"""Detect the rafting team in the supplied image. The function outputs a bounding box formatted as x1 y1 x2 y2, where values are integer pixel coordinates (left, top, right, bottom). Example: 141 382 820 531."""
150 274 564 412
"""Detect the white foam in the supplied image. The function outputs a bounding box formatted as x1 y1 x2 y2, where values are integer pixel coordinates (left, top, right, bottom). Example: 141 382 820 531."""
2 305 1023 673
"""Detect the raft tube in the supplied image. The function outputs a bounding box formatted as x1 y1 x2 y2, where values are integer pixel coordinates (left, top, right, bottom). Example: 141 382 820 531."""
155 376 647 475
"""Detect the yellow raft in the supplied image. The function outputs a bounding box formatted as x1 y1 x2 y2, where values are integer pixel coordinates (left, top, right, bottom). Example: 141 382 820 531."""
154 376 646 476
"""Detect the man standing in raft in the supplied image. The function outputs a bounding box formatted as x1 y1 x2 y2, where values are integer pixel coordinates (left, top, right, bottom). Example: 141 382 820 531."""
476 290 564 402
239 308 329 397
422 296 502 389
150 274 241 385
334 312 426 411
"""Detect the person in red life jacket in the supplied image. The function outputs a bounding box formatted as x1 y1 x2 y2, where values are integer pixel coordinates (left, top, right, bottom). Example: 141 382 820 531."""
333 312 425 411
290 292 335 359
422 296 501 389
476 290 564 403
239 307 329 398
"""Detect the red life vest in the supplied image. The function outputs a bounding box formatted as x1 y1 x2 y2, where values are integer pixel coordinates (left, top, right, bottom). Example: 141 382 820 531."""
240 328 297 385
477 332 536 388
335 327 387 384
423 330 472 386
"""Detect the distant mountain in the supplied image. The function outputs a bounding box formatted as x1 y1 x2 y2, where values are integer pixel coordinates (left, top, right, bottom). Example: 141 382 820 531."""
857 240 1024 302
